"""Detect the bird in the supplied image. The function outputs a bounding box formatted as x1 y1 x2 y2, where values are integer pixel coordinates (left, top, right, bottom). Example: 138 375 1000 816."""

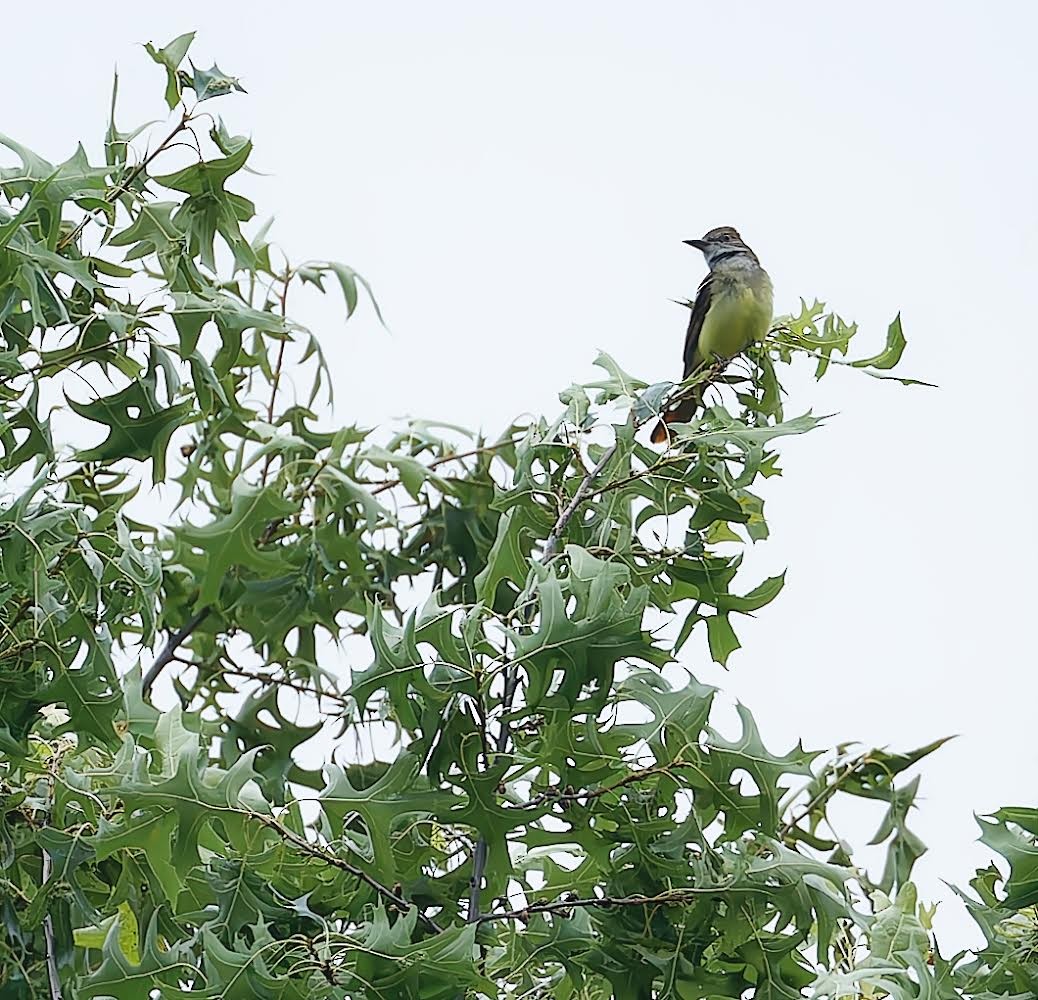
651 226 773 444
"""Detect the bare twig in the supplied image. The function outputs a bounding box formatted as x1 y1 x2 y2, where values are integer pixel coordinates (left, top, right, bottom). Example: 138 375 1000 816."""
33 759 65 1000
585 454 691 501
467 838 489 921
0 334 143 387
261 264 293 486
468 644 518 921
142 606 210 695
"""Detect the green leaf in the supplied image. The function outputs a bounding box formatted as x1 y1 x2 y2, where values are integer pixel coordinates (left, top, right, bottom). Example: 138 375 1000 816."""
678 408 828 448
319 752 453 880
585 349 648 401
303 261 390 328
73 902 140 964
869 883 930 961
979 811 1038 908
78 913 195 999
633 380 674 422
188 60 247 101
153 141 256 271
705 703 818 829
851 313 907 370
174 479 296 606
68 366 193 482
473 507 535 604
706 612 740 665
143 31 195 109
716 572 785 613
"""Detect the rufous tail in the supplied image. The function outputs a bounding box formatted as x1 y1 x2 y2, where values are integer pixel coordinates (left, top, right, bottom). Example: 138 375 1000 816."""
650 398 698 444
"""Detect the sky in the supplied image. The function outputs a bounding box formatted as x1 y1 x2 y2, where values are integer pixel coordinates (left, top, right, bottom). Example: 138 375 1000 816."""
6 0 1037 954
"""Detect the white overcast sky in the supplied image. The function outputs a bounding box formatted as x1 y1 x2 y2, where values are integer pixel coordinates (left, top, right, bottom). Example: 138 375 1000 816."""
7 1 1037 953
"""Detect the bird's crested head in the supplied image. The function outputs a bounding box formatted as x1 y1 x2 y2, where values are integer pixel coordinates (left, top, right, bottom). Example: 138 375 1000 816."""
684 226 759 267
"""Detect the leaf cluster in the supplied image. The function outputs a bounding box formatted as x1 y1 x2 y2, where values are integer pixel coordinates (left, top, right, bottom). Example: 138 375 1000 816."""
0 32 1031 1000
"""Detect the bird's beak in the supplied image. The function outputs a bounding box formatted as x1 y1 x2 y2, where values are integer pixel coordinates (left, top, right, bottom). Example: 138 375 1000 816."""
683 239 707 251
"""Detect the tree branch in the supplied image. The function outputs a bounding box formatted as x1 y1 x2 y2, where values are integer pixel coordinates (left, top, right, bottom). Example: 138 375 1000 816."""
778 753 871 839
470 422 629 922
370 436 523 496
255 814 443 934
41 848 63 1000
142 606 210 696
541 441 619 563
260 264 293 486
57 110 192 252
476 883 734 924
522 763 680 810
222 667 347 704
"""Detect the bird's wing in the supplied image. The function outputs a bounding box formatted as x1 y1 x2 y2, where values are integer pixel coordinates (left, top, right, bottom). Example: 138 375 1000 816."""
682 271 713 378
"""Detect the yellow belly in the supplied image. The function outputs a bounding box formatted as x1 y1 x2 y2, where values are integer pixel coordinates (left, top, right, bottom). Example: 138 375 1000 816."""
696 284 773 365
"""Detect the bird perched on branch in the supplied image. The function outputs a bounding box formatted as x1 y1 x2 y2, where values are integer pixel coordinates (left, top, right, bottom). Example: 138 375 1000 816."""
651 227 773 444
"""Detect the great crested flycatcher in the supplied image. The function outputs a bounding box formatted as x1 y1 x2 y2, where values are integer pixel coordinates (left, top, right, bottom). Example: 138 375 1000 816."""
651 226 773 444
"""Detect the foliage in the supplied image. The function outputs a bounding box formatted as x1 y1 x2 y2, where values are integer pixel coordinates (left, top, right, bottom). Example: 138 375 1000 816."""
0 32 1032 1000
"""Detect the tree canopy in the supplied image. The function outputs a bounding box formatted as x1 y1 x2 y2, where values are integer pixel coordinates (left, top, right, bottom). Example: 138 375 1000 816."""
0 32 1034 1000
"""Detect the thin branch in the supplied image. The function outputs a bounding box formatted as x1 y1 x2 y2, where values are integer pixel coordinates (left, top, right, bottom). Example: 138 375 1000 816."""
523 763 678 811
142 606 210 695
585 454 691 501
468 839 489 922
57 110 192 251
298 458 329 501
370 437 522 496
476 883 734 924
34 761 65 1000
469 647 517 922
223 667 347 705
470 421 630 922
261 263 293 486
778 753 871 839
0 334 143 387
41 848 63 1000
267 265 292 423
541 440 619 563
255 814 443 934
